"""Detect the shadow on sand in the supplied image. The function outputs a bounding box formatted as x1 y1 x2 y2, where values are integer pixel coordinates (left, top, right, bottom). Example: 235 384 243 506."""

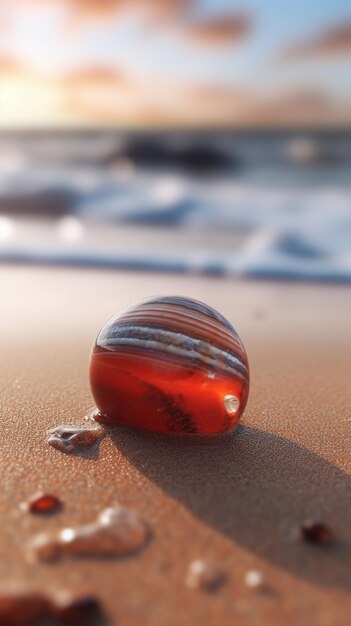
106 424 350 591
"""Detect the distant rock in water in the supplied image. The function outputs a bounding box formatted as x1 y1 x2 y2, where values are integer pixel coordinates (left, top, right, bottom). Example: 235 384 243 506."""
172 145 235 174
105 139 236 175
0 188 76 217
284 137 338 166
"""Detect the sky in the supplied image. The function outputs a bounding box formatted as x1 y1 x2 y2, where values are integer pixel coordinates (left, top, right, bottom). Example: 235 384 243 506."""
0 0 350 127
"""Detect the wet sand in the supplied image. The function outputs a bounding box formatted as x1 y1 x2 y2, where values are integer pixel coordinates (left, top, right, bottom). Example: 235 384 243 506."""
0 266 350 625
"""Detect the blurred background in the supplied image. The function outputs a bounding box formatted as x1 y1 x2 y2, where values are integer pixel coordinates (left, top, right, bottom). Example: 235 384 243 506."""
0 0 350 281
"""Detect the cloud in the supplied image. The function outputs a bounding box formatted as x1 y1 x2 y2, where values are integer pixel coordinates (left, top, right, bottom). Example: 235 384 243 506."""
1 1 251 51
64 0 127 21
60 66 250 127
280 23 351 61
250 88 348 127
61 64 176 125
185 82 351 127
0 56 211 128
0 56 26 75
133 0 194 23
35 0 194 24
0 57 64 126
63 65 128 86
65 96 180 126
0 55 349 128
184 14 251 46
186 83 254 123
61 63 133 119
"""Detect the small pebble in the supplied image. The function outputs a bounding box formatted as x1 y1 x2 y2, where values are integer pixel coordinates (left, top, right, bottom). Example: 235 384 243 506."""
47 424 103 453
300 520 334 546
245 570 265 589
21 492 62 514
186 559 226 591
29 505 148 561
0 584 104 626
0 584 52 626
53 591 104 625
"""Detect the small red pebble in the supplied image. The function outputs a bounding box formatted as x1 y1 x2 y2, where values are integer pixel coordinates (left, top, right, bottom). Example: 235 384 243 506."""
300 520 334 546
23 493 62 514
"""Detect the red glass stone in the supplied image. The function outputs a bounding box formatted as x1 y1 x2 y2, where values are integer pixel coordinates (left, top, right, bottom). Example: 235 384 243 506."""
25 493 62 514
89 296 249 435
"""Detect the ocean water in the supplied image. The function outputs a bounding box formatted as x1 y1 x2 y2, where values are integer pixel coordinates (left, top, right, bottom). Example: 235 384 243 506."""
0 130 350 282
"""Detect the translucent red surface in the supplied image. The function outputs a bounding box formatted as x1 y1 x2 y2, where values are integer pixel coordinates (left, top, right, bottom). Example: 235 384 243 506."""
27 493 62 514
90 352 248 434
89 297 249 435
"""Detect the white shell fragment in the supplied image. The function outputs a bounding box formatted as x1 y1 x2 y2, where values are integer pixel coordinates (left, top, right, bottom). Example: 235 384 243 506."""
47 424 103 453
186 559 226 591
245 570 265 589
29 505 148 561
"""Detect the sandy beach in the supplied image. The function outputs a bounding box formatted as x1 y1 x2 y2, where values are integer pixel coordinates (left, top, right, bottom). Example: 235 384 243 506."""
0 265 350 625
